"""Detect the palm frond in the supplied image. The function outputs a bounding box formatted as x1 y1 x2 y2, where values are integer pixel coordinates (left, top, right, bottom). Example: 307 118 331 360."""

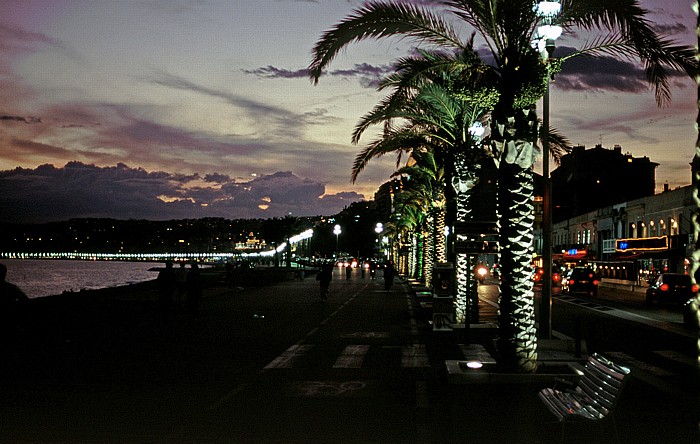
560 0 696 106
351 129 431 182
310 0 465 83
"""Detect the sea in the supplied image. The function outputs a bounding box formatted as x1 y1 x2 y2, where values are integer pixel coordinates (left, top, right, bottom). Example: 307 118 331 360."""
2 259 160 299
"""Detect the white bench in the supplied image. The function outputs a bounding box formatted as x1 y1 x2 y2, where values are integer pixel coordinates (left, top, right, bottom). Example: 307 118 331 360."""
538 353 631 442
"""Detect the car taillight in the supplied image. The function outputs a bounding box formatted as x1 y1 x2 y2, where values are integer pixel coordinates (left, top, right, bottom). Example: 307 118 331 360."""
692 284 699 293
660 283 669 292
553 273 560 283
568 279 575 286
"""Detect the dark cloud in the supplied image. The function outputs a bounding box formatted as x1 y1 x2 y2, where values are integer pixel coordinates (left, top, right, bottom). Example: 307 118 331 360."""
552 46 690 95
0 162 364 223
652 22 689 36
242 66 309 79
0 24 58 54
243 63 394 88
329 63 394 88
0 115 42 124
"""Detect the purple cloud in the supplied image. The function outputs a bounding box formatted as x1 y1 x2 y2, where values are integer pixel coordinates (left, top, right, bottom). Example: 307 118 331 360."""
0 162 364 223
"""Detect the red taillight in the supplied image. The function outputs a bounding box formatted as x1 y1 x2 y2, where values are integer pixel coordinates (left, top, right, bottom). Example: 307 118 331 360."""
692 284 699 293
593 280 599 286
660 283 669 292
553 273 561 283
568 279 575 286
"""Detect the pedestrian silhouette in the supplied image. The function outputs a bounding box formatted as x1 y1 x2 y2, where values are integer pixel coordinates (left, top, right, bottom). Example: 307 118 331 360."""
0 263 29 338
186 262 202 319
176 262 188 302
157 261 177 313
383 260 395 292
316 263 333 301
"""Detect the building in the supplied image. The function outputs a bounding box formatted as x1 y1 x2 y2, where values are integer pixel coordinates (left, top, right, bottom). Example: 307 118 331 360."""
551 144 658 222
536 184 694 287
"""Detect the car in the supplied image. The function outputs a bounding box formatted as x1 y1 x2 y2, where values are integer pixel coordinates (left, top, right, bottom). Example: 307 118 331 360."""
561 267 599 296
532 267 561 286
646 273 698 305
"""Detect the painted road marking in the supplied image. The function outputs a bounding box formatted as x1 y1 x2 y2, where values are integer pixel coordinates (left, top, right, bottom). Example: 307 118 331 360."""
333 345 370 368
340 332 389 338
264 344 314 369
401 344 430 368
289 380 369 397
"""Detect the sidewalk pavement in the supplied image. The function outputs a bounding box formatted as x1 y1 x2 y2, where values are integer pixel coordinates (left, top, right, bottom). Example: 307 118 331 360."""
1 269 697 443
409 278 700 444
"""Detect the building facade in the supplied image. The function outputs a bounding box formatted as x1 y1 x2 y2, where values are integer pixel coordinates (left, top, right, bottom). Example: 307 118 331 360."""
551 144 658 222
536 185 694 286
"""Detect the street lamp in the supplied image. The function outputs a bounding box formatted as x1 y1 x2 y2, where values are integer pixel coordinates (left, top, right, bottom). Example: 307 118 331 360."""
374 222 384 258
535 0 562 340
333 224 342 258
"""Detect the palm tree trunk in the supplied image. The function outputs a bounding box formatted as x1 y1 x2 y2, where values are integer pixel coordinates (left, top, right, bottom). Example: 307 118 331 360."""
423 225 434 285
453 152 478 324
493 107 539 373
691 6 700 371
434 207 447 264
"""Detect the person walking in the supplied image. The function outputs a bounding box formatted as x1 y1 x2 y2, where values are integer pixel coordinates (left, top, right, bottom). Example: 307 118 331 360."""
185 262 202 320
0 263 29 338
316 262 333 301
383 260 395 292
176 262 188 302
157 261 177 314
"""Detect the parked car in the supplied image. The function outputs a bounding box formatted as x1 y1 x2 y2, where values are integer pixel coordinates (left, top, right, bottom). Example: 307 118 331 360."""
532 267 561 286
561 267 599 296
646 273 698 305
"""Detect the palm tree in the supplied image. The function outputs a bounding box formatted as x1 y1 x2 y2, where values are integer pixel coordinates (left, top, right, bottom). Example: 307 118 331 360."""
394 149 447 286
692 7 700 370
310 0 695 372
350 49 499 320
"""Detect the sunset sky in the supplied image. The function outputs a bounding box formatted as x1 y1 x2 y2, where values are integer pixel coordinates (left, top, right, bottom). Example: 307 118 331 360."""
0 0 696 223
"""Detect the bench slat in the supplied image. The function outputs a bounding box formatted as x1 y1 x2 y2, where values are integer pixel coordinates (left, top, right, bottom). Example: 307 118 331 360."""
538 353 629 423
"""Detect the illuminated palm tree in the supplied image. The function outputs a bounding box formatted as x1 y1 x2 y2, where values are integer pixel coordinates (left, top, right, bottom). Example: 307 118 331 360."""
394 149 447 286
310 0 694 372
351 49 498 318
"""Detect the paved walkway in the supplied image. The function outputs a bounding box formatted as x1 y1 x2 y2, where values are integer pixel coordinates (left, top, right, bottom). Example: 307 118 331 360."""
0 268 697 443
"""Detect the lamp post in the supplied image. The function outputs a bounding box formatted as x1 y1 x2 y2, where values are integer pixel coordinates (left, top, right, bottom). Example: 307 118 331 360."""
333 224 342 258
375 222 383 256
535 0 562 340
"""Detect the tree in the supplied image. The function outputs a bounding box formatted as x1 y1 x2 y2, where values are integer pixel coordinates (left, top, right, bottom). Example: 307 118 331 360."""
691 2 700 373
394 150 447 286
310 0 695 372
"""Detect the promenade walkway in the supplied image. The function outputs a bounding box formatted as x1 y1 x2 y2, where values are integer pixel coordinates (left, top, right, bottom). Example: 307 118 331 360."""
0 268 697 443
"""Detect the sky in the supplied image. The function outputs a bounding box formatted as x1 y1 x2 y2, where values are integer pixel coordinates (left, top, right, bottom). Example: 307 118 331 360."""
0 0 696 223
